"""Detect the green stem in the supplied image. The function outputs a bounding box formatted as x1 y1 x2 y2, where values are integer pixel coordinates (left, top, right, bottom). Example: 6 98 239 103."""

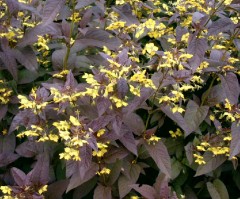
63 1 76 70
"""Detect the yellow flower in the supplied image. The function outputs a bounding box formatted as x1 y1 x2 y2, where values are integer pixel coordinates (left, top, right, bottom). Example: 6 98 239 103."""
142 43 158 56
0 186 12 195
193 154 206 165
38 185 48 194
97 167 111 175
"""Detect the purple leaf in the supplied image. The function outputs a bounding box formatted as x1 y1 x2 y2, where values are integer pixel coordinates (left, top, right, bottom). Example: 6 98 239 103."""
13 47 38 72
16 141 43 158
18 23 61 48
184 100 209 135
93 185 112 199
113 4 139 26
219 72 240 105
42 0 65 24
118 163 141 198
0 133 16 153
131 184 156 199
230 122 240 158
117 78 129 99
73 177 97 199
0 105 7 121
187 35 208 70
195 152 226 176
0 152 20 167
72 29 121 52
161 105 191 136
123 113 145 136
5 0 19 14
0 51 18 80
106 159 122 186
119 127 138 155
45 180 69 199
75 0 95 9
67 163 99 192
30 154 50 184
88 115 113 132
104 147 128 164
11 167 27 187
145 141 171 178
208 16 235 35
96 97 111 116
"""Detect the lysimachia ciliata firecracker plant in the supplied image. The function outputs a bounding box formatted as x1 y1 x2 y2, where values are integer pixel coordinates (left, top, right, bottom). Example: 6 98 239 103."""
0 0 239 198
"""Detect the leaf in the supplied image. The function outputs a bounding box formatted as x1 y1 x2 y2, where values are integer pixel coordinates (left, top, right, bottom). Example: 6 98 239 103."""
71 29 121 52
18 69 39 84
0 133 16 153
0 105 7 121
230 122 240 158
161 105 191 136
187 35 208 70
72 177 97 199
117 78 129 99
75 0 95 9
208 16 235 35
42 0 65 24
30 154 50 184
119 127 138 155
104 147 128 164
11 167 27 187
18 23 61 48
184 100 209 135
0 51 18 80
113 4 139 26
93 185 112 199
195 152 227 176
145 141 171 178
0 152 20 167
131 184 156 199
16 141 43 158
106 159 122 186
213 179 229 199
219 72 240 105
45 180 69 199
118 163 141 198
123 113 145 136
13 46 38 72
5 0 19 14
207 182 221 199
67 163 99 192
